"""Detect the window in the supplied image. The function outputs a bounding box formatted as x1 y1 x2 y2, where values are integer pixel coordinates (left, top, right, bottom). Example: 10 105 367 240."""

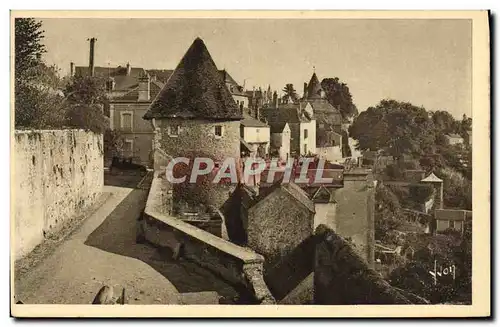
256 128 260 133
168 124 180 137
449 220 455 229
303 144 308 154
214 125 223 138
120 112 133 131
304 129 308 139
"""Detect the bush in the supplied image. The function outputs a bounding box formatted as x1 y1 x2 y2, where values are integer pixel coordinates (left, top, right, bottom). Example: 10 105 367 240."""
15 82 67 129
66 104 108 134
375 183 404 242
103 129 124 159
376 183 401 213
401 160 420 170
409 184 435 203
387 184 409 202
385 164 405 180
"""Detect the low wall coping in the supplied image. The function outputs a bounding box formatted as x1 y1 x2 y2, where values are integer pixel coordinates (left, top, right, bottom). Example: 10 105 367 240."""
15 128 90 134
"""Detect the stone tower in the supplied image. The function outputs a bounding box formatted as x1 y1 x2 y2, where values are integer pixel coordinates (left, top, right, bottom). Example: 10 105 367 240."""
143 37 243 209
305 72 324 99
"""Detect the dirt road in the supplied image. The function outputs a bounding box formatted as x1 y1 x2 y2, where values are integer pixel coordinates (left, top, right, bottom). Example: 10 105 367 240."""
14 174 238 304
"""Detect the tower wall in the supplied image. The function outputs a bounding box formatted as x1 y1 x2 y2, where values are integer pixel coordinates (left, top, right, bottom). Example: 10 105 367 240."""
155 118 240 209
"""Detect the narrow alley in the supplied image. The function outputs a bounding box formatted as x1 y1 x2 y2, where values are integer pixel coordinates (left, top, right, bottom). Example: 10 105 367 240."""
14 173 239 305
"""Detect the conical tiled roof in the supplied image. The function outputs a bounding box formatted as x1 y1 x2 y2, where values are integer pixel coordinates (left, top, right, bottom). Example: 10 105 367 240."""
306 72 323 99
143 38 242 120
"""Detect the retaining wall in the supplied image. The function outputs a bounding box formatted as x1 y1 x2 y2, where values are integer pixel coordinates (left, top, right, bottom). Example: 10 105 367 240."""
141 173 275 304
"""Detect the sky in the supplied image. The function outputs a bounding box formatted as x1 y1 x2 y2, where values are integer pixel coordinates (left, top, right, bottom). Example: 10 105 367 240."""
40 18 472 118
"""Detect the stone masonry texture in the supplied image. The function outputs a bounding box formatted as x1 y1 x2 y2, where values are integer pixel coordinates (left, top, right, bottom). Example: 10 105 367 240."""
14 129 103 260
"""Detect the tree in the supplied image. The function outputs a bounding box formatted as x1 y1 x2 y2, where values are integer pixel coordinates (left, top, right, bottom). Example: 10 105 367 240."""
281 84 298 104
15 18 46 80
436 167 472 210
349 99 435 163
374 183 403 242
63 75 109 133
14 18 67 129
321 77 358 121
431 110 459 135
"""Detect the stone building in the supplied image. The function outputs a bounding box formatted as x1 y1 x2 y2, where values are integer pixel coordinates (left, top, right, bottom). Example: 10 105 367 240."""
220 70 250 110
222 167 375 302
269 122 291 161
143 37 243 209
73 63 173 166
245 86 273 119
245 182 316 266
302 72 343 137
261 103 316 157
240 113 270 158
301 72 343 161
433 209 472 235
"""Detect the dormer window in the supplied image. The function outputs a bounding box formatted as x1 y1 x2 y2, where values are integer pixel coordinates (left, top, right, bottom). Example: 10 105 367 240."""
168 124 180 137
214 125 223 139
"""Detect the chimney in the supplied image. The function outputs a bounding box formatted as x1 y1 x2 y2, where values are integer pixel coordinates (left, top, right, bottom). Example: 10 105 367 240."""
70 62 75 77
272 91 278 108
138 73 150 101
303 82 308 98
88 38 96 77
126 62 131 76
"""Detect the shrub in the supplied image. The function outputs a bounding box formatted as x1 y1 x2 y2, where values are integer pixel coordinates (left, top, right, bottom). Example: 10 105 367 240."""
65 104 108 134
375 183 404 242
385 164 405 180
401 160 420 170
409 184 435 203
376 183 401 213
103 129 124 159
15 81 67 129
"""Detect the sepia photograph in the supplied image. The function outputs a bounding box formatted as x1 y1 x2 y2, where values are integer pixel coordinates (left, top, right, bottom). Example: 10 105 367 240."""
10 10 490 318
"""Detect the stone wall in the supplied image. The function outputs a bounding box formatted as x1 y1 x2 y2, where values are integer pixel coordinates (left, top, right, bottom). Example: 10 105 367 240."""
154 118 239 209
14 129 103 260
246 187 315 267
142 173 275 304
314 225 413 305
331 169 375 266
